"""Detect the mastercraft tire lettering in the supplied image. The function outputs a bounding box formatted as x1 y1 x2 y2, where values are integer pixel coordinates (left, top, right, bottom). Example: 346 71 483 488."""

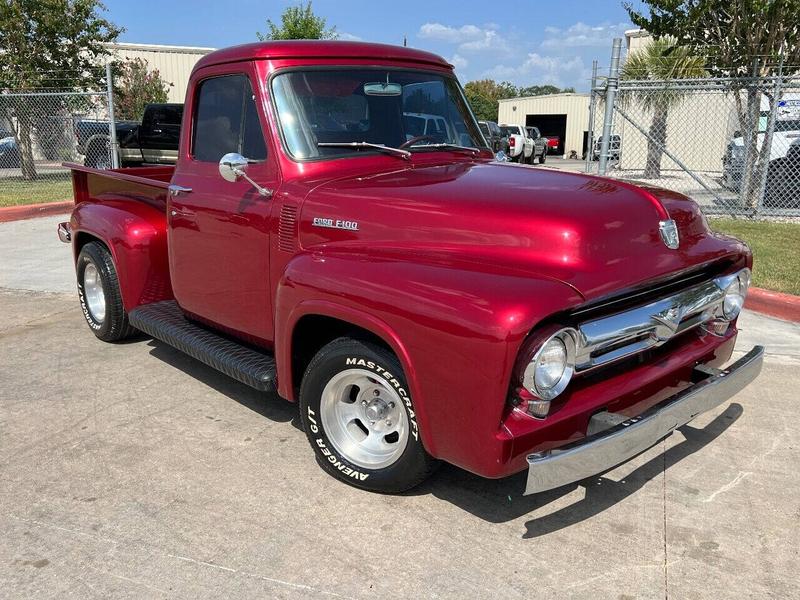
299 338 437 493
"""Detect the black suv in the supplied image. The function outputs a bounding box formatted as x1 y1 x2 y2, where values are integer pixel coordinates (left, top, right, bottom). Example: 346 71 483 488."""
478 120 508 154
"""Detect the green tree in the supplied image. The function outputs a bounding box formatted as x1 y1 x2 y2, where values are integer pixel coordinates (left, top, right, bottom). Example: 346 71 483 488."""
0 0 121 179
517 84 576 97
257 1 337 41
463 79 518 121
464 79 576 122
621 36 706 178
625 0 800 205
113 58 171 120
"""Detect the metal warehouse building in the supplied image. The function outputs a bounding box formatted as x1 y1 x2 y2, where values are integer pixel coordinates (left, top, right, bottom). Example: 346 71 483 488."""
105 42 216 103
497 93 590 157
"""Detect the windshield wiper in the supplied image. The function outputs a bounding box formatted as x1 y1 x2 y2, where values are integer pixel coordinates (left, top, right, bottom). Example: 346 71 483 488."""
408 143 480 155
317 142 410 160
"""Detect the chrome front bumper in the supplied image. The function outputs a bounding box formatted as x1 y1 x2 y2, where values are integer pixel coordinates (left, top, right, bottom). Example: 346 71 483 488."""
57 222 72 243
524 345 764 495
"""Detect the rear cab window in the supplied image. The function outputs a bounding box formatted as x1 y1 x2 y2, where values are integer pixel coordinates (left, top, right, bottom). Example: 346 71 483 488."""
500 125 521 137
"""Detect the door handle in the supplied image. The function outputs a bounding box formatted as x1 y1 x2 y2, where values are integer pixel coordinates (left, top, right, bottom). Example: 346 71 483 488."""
168 184 193 197
170 208 195 218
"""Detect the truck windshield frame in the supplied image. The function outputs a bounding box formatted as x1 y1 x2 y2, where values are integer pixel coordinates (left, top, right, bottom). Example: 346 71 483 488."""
269 66 488 162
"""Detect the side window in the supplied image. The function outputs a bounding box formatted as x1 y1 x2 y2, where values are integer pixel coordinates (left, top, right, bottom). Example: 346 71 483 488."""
192 75 267 162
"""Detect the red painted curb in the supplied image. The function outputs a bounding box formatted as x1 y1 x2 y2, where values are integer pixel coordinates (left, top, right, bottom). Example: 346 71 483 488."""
0 200 73 223
746 287 800 323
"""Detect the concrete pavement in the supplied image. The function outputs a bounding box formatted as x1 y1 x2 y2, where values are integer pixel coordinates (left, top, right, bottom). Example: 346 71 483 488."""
0 214 75 294
1 215 798 599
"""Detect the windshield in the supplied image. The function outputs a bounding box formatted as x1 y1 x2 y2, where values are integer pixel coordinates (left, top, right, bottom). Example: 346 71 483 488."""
271 69 487 159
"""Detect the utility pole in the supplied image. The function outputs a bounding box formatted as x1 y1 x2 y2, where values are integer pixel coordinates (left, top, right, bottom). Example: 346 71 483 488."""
598 38 621 176
105 60 119 169
585 59 598 173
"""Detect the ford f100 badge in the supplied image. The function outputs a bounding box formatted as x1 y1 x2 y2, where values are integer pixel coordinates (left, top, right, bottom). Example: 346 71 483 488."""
312 217 359 231
659 219 680 249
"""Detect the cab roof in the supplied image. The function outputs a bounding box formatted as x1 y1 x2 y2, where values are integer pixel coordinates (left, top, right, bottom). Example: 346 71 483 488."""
195 41 451 71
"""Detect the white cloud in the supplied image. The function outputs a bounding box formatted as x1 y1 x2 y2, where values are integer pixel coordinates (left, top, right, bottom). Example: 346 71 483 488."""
541 21 630 49
417 22 509 55
418 23 486 44
484 53 588 88
337 32 362 42
450 54 468 70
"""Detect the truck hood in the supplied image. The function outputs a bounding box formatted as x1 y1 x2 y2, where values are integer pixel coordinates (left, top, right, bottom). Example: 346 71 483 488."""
300 161 745 301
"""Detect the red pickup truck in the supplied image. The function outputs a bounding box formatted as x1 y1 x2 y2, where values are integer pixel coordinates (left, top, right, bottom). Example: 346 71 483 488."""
59 41 763 496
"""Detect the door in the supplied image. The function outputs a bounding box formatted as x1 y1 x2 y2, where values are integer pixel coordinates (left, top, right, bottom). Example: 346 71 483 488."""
140 104 183 164
168 69 278 344
531 127 545 157
524 128 534 158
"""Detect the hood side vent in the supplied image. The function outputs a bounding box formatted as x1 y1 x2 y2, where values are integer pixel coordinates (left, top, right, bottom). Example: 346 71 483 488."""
278 204 298 253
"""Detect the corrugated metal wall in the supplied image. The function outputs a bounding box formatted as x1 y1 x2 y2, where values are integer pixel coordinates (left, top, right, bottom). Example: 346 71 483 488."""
108 43 215 103
615 92 737 172
497 94 590 156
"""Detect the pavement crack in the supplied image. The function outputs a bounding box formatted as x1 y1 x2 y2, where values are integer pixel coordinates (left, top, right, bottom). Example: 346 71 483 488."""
663 439 668 600
167 554 354 598
0 307 74 336
701 471 752 503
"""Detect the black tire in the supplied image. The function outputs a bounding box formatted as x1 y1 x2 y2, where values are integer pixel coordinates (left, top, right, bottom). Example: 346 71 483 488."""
83 139 113 170
76 242 136 342
299 337 437 493
538 149 547 164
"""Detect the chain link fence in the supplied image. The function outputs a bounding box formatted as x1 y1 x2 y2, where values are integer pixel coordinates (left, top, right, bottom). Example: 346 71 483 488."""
0 88 114 207
586 52 800 217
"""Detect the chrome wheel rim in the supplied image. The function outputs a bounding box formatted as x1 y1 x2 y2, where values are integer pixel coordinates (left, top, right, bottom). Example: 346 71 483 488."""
320 368 409 469
83 262 106 323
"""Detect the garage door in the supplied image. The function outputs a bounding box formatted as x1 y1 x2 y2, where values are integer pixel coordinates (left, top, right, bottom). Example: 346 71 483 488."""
526 114 567 155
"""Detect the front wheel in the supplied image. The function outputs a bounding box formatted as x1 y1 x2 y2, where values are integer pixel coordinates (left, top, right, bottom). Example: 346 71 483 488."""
538 149 547 164
299 338 437 493
76 242 136 342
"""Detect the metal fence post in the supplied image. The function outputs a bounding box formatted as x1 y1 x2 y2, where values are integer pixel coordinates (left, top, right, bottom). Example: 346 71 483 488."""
585 59 598 173
105 60 119 169
598 38 622 176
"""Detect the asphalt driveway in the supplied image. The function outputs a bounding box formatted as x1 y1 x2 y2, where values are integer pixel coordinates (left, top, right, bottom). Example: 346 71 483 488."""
1 215 798 598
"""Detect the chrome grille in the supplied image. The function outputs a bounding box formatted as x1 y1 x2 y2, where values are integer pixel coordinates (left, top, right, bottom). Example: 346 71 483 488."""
575 272 741 371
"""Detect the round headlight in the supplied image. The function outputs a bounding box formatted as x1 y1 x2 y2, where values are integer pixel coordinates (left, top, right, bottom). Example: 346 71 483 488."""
523 329 577 401
722 269 750 320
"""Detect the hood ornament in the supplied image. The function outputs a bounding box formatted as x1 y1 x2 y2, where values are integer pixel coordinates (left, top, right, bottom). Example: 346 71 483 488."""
659 219 680 250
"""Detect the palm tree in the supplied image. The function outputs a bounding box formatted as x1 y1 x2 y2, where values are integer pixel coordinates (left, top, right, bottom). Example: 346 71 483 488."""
621 36 706 179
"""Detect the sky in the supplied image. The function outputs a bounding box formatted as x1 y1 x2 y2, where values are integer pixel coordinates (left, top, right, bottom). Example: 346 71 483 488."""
102 0 647 92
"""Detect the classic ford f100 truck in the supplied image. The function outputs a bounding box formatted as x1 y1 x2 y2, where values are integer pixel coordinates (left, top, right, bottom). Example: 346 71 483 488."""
60 41 763 495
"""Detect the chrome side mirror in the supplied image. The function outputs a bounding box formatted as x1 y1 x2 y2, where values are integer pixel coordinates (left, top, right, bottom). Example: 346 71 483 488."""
218 152 272 197
219 152 248 183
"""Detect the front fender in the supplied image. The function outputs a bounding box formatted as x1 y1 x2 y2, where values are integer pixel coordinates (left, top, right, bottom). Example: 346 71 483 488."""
71 200 172 312
275 250 584 474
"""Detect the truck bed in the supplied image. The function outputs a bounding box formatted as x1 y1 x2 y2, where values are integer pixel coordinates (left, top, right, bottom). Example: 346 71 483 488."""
64 163 174 210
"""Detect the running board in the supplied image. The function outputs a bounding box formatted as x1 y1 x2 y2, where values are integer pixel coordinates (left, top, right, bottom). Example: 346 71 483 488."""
128 301 277 392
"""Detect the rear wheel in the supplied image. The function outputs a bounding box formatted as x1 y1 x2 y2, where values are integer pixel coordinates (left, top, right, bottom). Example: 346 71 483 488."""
76 242 135 342
299 337 437 493
83 139 113 170
538 149 547 164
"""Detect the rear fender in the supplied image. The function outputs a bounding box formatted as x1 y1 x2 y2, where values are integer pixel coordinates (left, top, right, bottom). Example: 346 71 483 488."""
275 251 584 469
70 200 172 312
